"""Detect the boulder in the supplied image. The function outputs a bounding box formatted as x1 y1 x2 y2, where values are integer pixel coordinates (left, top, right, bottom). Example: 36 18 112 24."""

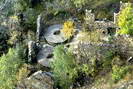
16 71 54 89
28 41 38 63
37 44 54 67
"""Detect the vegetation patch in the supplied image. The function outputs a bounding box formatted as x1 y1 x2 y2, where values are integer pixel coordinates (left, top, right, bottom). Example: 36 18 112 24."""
61 21 75 39
0 46 25 89
118 3 133 35
51 45 77 89
112 65 130 83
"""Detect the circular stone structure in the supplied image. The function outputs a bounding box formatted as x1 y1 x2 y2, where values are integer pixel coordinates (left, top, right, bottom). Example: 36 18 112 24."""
44 24 67 44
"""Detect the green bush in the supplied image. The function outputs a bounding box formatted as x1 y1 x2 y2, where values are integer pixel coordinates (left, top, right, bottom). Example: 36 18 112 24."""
16 64 30 82
0 46 25 89
118 3 133 35
112 65 130 82
73 0 88 8
102 49 116 69
14 0 28 12
51 45 77 89
23 8 39 31
77 62 98 77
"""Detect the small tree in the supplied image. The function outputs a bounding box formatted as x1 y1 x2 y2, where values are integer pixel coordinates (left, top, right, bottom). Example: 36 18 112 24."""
51 45 77 89
0 47 24 89
118 3 133 35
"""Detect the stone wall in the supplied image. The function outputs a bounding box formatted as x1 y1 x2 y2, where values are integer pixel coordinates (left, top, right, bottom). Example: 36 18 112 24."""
85 1 132 31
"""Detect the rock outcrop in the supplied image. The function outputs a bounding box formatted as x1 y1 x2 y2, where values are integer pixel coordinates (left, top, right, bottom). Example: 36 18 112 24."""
37 44 54 67
28 41 39 63
114 81 133 89
16 71 54 89
71 41 115 65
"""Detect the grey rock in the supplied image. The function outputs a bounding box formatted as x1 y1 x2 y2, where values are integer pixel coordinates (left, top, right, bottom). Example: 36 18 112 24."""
36 14 44 42
114 81 133 89
28 41 37 63
37 44 54 67
16 71 54 89
44 24 67 44
71 41 115 65
36 15 41 41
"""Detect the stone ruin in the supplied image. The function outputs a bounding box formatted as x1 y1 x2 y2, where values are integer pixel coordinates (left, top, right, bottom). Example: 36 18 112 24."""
36 1 132 43
28 1 132 67
36 13 70 44
84 1 132 34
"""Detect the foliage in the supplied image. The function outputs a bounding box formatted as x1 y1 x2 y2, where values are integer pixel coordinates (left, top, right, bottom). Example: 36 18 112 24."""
61 21 75 39
77 60 98 77
45 0 74 12
77 30 103 43
27 30 36 41
0 46 25 89
102 50 115 69
73 0 88 8
112 65 130 82
8 30 22 45
51 45 77 89
118 3 133 35
16 64 30 82
111 56 124 66
23 8 40 31
14 0 28 12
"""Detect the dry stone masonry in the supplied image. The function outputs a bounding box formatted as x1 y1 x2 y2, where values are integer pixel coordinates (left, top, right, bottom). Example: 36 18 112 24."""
29 1 133 67
84 1 132 32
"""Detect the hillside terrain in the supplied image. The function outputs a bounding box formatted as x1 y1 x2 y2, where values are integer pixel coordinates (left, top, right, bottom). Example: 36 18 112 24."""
0 0 133 89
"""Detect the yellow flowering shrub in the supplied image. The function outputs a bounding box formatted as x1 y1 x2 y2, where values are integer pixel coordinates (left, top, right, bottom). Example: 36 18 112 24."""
61 21 75 39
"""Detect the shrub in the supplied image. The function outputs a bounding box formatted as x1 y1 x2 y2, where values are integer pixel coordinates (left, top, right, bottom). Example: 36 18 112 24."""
111 56 124 66
16 64 30 82
61 21 75 39
23 8 39 31
73 0 88 8
8 30 22 45
0 46 25 89
14 0 28 12
118 3 133 35
51 45 77 89
76 30 103 43
27 30 36 41
112 65 130 82
102 50 115 69
77 61 98 77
